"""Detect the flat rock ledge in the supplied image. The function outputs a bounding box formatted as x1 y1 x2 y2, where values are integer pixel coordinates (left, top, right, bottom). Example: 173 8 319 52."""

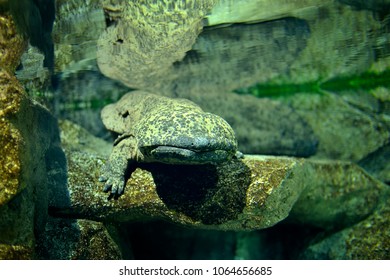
52 121 389 231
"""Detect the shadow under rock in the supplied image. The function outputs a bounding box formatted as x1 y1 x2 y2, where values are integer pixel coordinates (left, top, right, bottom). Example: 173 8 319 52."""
143 159 251 225
38 133 82 259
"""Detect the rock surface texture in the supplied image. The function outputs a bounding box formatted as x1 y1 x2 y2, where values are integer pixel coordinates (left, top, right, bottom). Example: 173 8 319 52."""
0 11 61 259
51 122 389 236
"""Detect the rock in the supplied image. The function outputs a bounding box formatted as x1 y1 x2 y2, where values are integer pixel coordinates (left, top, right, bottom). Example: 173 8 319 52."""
47 120 110 210
357 87 390 183
0 69 62 259
0 244 34 260
301 195 390 259
359 144 390 184
59 119 111 156
0 12 29 260
159 17 310 95
287 91 390 161
8 0 55 71
0 14 62 258
338 0 390 11
0 71 24 206
54 149 307 230
206 0 332 26
51 121 309 229
50 121 389 234
288 159 389 230
0 12 26 72
36 217 122 260
286 3 379 84
53 0 105 75
16 45 51 93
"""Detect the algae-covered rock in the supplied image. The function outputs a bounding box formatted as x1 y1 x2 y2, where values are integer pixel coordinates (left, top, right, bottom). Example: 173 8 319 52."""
359 144 390 184
206 0 332 26
0 13 62 258
0 71 24 206
51 121 389 233
160 17 310 95
0 13 30 259
301 195 390 259
357 87 390 183
52 120 309 229
0 244 34 260
58 151 308 230
16 45 51 95
59 119 111 157
339 0 390 11
287 3 380 83
53 0 105 75
289 159 389 230
288 91 390 161
36 217 122 260
0 13 26 72
0 69 61 259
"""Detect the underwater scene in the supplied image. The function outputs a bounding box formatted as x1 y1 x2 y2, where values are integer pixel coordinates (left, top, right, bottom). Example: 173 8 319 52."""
0 0 389 260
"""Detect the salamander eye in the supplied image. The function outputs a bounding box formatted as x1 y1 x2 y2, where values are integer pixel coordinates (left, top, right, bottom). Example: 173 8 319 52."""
122 111 129 118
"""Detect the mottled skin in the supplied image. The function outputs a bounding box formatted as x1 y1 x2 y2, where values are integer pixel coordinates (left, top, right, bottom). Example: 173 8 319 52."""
99 91 239 196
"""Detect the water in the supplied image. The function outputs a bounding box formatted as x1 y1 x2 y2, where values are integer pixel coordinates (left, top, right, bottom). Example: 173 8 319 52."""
1 0 390 260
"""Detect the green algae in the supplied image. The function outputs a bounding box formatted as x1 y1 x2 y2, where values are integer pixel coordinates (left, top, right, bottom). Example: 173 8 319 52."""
235 70 390 98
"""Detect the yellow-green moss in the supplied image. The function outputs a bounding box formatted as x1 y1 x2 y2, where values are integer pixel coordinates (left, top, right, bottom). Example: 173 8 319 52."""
0 70 25 206
0 13 27 72
0 244 33 260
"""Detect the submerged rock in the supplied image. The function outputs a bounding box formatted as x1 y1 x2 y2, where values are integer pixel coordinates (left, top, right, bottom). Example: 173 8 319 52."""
359 144 390 184
36 217 122 260
51 121 389 235
289 159 389 230
206 0 333 26
16 45 51 93
0 71 61 259
288 91 390 161
0 13 62 259
338 0 390 11
161 17 310 94
357 87 390 183
301 195 390 259
52 120 308 229
0 13 26 72
53 0 105 75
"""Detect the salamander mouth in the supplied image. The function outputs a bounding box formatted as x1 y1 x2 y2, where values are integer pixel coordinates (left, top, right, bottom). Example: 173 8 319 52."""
141 145 234 164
